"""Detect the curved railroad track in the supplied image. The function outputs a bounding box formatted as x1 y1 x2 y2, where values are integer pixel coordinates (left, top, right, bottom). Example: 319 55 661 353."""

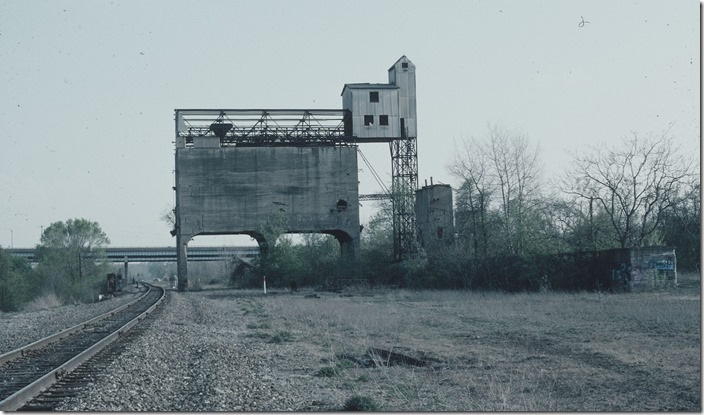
0 282 165 411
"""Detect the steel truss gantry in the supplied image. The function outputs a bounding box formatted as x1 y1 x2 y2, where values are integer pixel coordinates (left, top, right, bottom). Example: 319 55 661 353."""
176 109 352 146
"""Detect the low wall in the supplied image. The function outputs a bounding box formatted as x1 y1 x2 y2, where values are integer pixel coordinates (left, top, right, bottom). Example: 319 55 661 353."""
609 246 677 291
433 246 677 292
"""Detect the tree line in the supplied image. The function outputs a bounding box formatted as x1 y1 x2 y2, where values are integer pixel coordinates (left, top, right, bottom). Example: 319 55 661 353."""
1 125 698 307
233 124 699 291
425 124 699 289
0 219 112 312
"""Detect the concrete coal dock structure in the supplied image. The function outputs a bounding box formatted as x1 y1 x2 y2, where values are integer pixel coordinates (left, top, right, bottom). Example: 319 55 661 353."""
174 145 360 290
173 56 420 290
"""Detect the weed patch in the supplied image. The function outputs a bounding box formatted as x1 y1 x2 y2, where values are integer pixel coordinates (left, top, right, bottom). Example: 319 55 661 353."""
343 395 379 411
315 366 338 377
268 330 293 343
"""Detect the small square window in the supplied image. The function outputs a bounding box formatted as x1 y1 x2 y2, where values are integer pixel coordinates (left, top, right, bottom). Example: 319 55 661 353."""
364 115 374 126
402 62 409 69
379 115 389 126
369 91 379 103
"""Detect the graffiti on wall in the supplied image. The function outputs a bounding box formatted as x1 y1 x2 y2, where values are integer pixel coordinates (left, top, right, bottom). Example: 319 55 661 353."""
610 251 676 291
611 263 631 290
648 258 675 271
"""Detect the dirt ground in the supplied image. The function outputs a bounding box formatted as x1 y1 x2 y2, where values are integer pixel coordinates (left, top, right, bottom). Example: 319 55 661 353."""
33 274 701 411
234 273 701 411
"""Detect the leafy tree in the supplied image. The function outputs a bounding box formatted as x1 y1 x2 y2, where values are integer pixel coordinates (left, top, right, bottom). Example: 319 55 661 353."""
247 211 343 288
0 248 40 311
563 131 694 248
35 218 111 303
359 200 396 285
297 233 342 285
658 179 700 270
546 197 618 253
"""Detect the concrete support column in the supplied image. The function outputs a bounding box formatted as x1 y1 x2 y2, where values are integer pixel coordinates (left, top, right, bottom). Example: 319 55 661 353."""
327 230 358 278
176 233 189 291
340 240 357 278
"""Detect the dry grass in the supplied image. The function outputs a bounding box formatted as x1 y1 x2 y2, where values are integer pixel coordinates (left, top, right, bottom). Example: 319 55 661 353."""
258 278 700 411
22 292 64 311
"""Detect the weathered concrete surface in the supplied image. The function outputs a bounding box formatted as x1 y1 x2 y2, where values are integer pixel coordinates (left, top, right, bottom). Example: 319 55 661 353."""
415 183 454 253
174 146 359 289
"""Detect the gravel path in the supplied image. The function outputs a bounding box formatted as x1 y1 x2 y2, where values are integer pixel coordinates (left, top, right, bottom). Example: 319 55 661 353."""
51 289 348 411
0 287 144 355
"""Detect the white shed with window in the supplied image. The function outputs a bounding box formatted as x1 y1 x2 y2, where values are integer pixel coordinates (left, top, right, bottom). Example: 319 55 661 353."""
341 56 417 141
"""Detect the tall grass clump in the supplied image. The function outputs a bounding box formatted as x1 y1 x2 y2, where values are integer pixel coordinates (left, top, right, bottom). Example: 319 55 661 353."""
343 395 378 411
22 292 64 311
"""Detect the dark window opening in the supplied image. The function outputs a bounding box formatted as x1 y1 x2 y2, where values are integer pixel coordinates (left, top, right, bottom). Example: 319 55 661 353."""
402 62 409 69
437 227 444 239
369 91 379 102
364 115 374 126
379 115 389 126
337 199 348 212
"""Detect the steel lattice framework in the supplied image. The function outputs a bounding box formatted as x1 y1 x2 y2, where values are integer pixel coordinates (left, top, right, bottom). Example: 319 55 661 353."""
390 137 418 260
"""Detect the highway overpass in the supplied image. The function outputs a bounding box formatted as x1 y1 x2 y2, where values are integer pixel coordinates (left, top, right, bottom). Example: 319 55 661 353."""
7 246 259 263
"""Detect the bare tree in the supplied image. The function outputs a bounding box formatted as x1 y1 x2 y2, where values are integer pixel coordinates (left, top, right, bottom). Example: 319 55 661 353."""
563 131 694 248
160 207 176 229
486 124 542 255
450 123 543 256
545 195 616 252
448 136 492 258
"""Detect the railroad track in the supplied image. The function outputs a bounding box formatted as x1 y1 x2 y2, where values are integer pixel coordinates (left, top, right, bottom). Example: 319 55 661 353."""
0 283 165 411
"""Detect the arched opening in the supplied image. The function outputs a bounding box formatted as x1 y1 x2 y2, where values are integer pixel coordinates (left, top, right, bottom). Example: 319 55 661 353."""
184 234 260 288
250 232 350 289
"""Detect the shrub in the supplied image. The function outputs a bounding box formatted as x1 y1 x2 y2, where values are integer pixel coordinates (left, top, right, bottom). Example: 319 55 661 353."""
343 396 378 411
315 366 338 377
268 330 293 343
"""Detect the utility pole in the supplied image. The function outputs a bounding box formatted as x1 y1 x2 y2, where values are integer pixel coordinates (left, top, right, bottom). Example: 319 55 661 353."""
78 252 83 280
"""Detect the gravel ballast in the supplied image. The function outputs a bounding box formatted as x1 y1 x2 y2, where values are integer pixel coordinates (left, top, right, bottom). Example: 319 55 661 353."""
0 288 143 355
47 289 347 411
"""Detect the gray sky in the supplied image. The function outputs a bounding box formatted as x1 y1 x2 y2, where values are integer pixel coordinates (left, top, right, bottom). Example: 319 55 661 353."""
0 0 699 248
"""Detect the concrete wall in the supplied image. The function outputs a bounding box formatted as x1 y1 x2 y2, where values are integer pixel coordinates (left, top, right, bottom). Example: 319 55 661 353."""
415 184 454 253
609 246 677 291
174 145 360 289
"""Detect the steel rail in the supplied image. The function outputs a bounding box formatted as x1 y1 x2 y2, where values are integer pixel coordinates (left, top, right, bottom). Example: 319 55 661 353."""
0 283 165 411
0 287 149 366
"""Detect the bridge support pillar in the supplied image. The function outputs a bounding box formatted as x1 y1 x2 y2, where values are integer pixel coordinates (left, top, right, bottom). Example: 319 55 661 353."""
123 257 128 286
